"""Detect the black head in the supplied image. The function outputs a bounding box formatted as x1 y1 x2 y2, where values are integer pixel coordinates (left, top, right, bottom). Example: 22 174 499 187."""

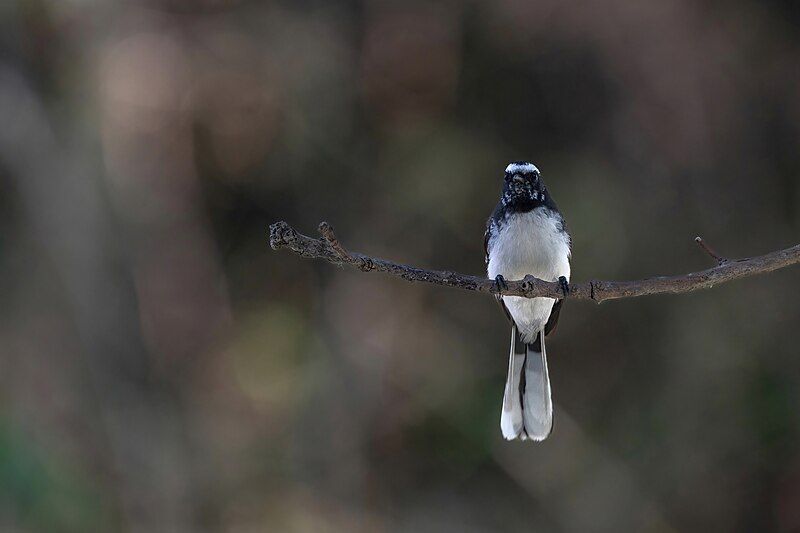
500 161 547 211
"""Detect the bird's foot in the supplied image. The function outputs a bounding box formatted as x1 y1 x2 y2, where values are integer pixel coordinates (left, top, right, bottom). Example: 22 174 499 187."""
494 275 508 295
558 276 570 298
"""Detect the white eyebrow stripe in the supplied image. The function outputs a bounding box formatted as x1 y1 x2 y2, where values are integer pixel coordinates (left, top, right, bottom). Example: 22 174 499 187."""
505 162 539 174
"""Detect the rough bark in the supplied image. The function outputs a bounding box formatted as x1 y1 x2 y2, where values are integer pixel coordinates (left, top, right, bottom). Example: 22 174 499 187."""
269 221 800 304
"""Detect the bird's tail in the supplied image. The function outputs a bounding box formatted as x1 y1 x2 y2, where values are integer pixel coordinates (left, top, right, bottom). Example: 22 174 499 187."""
500 325 525 439
522 331 553 440
500 327 553 441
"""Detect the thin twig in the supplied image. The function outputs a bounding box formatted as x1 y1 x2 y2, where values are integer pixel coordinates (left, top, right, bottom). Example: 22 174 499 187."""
695 236 728 265
269 221 800 304
318 222 351 262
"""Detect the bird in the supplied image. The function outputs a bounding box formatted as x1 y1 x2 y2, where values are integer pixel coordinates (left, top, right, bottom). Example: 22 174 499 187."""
484 161 571 441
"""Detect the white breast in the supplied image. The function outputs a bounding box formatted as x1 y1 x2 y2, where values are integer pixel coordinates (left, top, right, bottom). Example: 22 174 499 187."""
487 208 571 342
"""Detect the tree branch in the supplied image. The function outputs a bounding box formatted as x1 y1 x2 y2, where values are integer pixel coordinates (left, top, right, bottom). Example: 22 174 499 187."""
694 236 728 265
269 221 800 304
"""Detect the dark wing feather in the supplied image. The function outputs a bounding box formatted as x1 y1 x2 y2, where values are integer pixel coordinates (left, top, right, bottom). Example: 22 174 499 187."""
483 221 491 265
544 299 563 336
544 212 570 336
485 217 514 324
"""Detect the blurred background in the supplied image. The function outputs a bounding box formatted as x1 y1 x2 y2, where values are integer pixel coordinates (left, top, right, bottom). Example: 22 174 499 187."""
0 0 799 531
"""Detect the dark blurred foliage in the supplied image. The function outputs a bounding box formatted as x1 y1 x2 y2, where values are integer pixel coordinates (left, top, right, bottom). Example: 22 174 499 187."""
0 1 799 531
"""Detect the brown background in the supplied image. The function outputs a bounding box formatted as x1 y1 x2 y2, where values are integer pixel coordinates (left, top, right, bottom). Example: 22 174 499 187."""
1 1 799 531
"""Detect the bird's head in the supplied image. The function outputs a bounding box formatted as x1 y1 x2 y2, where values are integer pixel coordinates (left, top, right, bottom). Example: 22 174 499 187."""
500 161 546 211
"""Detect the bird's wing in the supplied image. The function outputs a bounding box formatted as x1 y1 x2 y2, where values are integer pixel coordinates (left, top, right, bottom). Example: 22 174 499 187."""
544 213 570 336
485 219 514 324
544 299 563 336
483 220 492 265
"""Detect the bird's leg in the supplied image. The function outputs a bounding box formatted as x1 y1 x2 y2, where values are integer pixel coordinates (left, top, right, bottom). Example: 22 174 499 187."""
558 276 570 298
494 274 508 295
